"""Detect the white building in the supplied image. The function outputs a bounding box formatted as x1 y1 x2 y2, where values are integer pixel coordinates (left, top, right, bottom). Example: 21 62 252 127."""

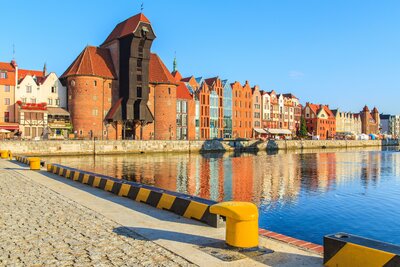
15 68 69 139
380 114 400 137
16 71 67 108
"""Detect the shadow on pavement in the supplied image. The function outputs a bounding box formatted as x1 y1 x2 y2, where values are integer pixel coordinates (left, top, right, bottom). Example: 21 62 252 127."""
113 226 322 266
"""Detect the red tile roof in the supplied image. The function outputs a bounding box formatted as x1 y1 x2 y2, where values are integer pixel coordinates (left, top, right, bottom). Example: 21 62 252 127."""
18 69 44 80
103 13 151 45
0 62 15 71
307 103 335 118
176 82 192 100
61 46 117 79
171 70 182 82
0 62 16 85
149 53 176 84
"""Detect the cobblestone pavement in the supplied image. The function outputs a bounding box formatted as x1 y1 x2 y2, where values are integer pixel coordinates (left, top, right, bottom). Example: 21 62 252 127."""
0 167 194 266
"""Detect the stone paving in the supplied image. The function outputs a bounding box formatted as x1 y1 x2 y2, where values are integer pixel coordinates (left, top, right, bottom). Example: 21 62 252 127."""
0 167 193 266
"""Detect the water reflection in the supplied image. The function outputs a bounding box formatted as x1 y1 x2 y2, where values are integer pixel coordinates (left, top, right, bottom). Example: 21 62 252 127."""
42 146 400 245
42 146 398 203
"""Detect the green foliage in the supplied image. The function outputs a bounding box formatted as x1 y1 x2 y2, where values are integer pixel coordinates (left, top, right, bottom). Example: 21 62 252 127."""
299 117 308 137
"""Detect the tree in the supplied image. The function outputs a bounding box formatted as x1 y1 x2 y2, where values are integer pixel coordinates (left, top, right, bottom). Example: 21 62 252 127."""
299 117 308 137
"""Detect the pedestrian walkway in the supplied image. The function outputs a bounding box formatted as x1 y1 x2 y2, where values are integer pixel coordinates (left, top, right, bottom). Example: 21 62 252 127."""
0 161 191 266
0 159 322 266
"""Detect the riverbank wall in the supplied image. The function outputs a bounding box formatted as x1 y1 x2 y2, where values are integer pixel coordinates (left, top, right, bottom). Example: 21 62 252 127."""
0 139 398 156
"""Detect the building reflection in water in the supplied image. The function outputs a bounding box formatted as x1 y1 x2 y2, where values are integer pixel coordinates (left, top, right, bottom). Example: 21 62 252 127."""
43 146 393 204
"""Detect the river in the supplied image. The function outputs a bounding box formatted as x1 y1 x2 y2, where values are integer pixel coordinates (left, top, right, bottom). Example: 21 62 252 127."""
42 146 400 245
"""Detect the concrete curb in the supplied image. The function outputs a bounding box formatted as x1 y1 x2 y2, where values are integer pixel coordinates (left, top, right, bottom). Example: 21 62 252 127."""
45 163 223 228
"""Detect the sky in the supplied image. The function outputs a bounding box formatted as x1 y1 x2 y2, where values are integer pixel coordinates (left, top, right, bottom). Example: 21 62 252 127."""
1 0 400 114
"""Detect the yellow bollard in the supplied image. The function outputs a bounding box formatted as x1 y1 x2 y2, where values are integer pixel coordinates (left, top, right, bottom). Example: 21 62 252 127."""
210 201 259 248
29 157 41 170
1 150 8 159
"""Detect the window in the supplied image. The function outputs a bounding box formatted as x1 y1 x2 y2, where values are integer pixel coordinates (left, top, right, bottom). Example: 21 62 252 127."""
137 87 142 98
182 101 187 113
51 86 56 93
92 109 98 116
4 98 10 105
0 72 7 79
108 83 112 89
94 80 97 86
4 112 9 122
93 95 98 101
26 85 32 93
31 98 36 104
48 99 53 105
168 87 171 94
22 98 27 103
4 85 10 92
55 99 60 106
176 101 181 113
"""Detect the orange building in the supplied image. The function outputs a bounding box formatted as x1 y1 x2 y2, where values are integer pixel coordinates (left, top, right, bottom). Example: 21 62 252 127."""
251 85 262 136
303 102 336 140
231 81 253 138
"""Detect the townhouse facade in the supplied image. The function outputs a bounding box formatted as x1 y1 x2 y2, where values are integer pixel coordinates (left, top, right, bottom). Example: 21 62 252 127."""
303 103 336 140
380 114 400 137
332 109 362 135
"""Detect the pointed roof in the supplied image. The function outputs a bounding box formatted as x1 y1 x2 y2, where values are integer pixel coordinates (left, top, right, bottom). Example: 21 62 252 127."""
149 53 176 84
18 69 44 80
171 70 182 82
103 13 151 45
176 82 192 100
61 46 117 80
0 62 15 71
362 105 370 112
205 77 218 87
372 107 379 113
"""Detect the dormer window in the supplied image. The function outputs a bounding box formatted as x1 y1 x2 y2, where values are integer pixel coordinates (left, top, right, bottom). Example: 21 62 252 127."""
141 26 149 38
0 71 7 79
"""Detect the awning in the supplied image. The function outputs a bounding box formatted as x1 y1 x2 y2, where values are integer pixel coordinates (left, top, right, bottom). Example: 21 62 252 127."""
0 123 19 131
47 107 70 116
265 128 293 135
254 128 267 134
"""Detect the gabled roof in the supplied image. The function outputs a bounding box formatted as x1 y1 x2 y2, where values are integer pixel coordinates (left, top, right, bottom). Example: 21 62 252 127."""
205 77 218 87
103 13 151 45
0 62 15 71
18 69 43 80
149 53 176 84
171 70 182 82
61 46 117 80
176 82 192 100
283 93 298 99
307 103 335 118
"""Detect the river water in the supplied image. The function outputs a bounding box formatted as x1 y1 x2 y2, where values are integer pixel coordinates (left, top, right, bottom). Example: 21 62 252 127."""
42 146 400 245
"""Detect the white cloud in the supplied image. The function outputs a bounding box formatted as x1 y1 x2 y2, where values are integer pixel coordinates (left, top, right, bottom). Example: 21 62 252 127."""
289 70 304 79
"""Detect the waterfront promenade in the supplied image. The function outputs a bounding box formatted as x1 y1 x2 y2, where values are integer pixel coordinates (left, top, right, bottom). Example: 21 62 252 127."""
0 159 322 266
0 139 397 156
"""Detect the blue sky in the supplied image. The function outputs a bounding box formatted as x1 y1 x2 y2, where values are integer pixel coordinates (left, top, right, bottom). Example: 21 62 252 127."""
2 0 400 114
